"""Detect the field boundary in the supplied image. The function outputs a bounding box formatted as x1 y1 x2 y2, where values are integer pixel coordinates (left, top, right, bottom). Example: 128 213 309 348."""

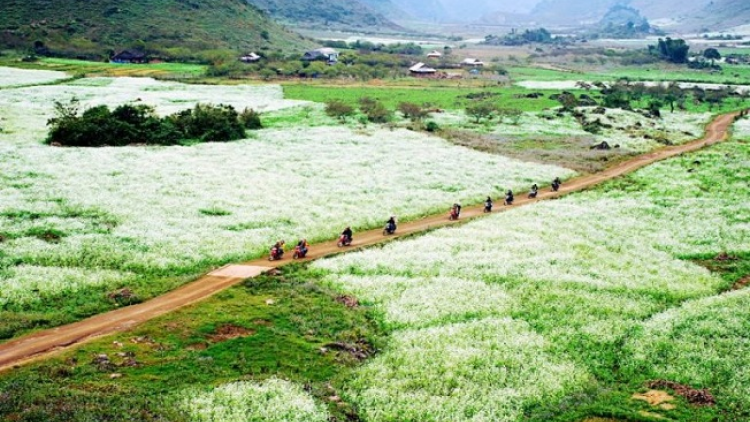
0 110 742 373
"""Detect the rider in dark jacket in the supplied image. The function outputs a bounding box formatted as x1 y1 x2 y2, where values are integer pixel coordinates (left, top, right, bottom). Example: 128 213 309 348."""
386 216 397 232
342 227 353 242
505 190 514 205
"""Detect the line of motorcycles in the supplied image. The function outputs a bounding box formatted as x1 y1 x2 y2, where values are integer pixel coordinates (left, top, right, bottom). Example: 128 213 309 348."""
269 179 562 261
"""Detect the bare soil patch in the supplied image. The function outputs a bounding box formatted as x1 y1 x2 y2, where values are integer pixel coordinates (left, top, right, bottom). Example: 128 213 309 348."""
335 295 359 308
207 324 255 343
633 389 676 409
647 380 715 406
732 275 750 290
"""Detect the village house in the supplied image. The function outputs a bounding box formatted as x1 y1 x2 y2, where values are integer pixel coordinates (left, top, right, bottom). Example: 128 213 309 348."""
111 49 148 64
460 58 485 67
303 48 339 63
409 62 437 77
426 50 442 59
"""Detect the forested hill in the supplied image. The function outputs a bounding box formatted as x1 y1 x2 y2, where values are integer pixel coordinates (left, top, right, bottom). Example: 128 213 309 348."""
247 0 402 30
0 0 312 60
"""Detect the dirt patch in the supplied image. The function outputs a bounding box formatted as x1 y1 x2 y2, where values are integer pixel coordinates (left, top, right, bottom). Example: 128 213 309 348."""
732 275 750 290
335 295 359 308
207 324 255 343
633 389 675 408
648 380 715 406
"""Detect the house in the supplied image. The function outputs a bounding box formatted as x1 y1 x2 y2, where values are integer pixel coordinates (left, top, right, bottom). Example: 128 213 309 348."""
409 62 437 77
426 50 443 59
240 52 262 63
303 48 339 63
460 58 485 67
111 49 148 64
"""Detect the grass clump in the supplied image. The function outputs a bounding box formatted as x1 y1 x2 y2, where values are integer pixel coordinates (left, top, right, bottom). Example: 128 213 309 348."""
46 99 261 147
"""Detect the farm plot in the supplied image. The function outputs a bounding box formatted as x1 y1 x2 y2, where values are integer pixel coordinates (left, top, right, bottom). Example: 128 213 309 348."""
313 136 750 421
432 107 712 153
0 66 69 88
0 72 574 338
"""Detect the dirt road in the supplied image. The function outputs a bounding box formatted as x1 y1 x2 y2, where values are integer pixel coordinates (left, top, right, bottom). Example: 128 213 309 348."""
0 111 740 372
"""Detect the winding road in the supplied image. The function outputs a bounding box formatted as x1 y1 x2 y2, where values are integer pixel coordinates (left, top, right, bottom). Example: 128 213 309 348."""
0 111 741 373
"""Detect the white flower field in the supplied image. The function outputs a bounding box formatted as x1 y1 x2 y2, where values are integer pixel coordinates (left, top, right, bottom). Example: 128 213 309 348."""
1 67 749 421
0 68 574 310
0 67 68 88
179 378 330 422
314 135 750 421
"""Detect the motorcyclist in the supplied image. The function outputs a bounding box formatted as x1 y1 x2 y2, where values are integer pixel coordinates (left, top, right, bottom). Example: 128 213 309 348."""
341 226 353 243
451 203 462 219
552 177 561 192
385 216 397 233
504 190 514 205
271 240 285 259
484 196 493 212
296 239 309 256
529 184 539 198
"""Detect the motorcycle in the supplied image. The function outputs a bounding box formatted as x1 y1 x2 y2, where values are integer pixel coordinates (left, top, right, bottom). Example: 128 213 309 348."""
268 246 284 261
292 245 308 259
337 234 352 247
484 203 492 213
449 208 460 221
383 223 397 235
551 181 560 192
528 190 538 199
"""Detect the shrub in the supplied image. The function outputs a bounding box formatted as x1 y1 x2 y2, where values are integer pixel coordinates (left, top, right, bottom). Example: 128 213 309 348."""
239 108 263 130
425 121 440 132
47 100 259 146
325 100 355 121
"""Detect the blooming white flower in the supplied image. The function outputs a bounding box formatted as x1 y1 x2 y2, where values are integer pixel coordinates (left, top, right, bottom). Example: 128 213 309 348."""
179 378 329 422
0 67 68 88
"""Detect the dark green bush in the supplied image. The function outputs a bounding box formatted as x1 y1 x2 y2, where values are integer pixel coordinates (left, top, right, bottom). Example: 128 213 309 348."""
46 100 260 147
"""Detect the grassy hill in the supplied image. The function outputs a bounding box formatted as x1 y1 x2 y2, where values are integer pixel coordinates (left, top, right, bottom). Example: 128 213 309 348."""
247 0 401 31
0 0 312 61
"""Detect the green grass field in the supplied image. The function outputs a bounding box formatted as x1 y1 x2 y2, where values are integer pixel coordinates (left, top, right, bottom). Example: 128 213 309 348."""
509 64 750 85
0 57 207 79
282 83 563 111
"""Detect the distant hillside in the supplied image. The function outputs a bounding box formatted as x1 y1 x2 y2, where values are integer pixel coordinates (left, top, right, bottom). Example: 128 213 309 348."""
679 0 750 31
528 0 748 31
390 0 538 23
0 0 311 60
246 0 402 31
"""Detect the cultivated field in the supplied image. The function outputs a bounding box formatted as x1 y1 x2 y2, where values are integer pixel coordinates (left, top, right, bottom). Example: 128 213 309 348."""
313 132 750 421
0 68 573 339
0 64 748 422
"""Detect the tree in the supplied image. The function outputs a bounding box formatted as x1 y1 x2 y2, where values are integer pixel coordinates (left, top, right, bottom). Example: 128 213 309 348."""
650 38 689 64
325 100 355 122
466 101 497 123
703 48 721 66
359 97 391 123
557 93 579 112
397 102 429 122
